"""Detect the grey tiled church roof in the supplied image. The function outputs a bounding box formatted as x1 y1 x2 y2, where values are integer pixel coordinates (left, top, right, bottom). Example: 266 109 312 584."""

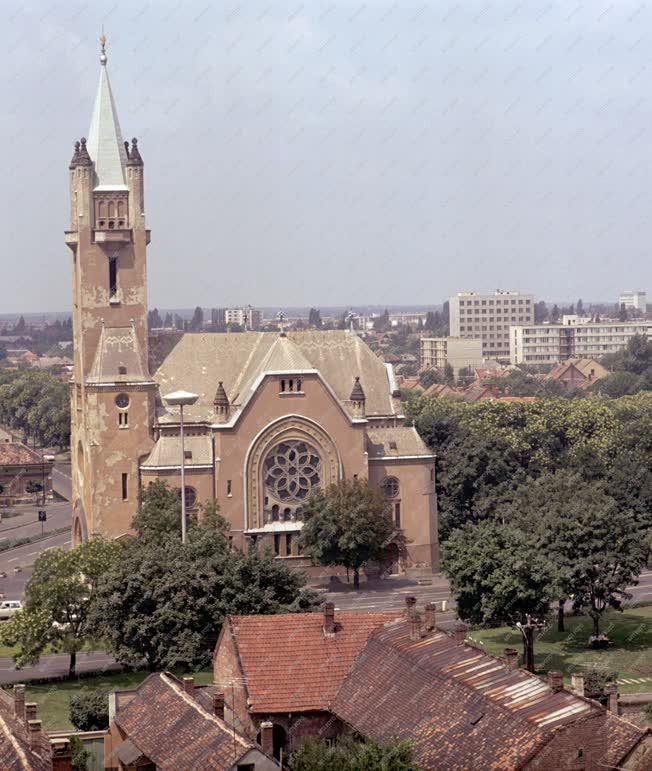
152 331 398 421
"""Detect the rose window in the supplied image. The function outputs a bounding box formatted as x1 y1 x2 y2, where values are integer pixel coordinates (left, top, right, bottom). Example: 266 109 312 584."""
263 441 321 504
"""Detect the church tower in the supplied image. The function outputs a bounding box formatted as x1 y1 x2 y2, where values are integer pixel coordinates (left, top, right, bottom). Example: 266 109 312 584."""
65 36 155 544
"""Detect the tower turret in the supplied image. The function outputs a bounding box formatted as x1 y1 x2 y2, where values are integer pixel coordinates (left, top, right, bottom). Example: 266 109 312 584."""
214 382 230 423
350 376 366 418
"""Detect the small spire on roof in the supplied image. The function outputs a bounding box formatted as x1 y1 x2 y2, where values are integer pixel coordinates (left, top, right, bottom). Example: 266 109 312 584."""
69 140 81 169
214 381 229 408
77 137 93 166
126 137 143 166
100 31 107 65
350 376 366 402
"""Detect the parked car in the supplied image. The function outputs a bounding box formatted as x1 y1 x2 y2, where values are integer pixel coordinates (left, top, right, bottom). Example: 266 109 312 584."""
0 600 22 620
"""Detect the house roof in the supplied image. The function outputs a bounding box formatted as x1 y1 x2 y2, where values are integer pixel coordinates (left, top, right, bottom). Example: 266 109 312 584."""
366 427 433 459
0 442 43 466
114 672 254 770
220 612 396 714
140 435 213 469
0 689 52 771
152 331 398 423
331 620 645 771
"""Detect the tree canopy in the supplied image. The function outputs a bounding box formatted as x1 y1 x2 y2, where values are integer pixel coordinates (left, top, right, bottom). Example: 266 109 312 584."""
288 736 418 771
0 537 120 675
299 478 407 588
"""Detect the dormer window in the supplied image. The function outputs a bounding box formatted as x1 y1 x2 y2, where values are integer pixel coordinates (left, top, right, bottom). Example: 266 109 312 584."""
279 376 303 394
118 365 127 375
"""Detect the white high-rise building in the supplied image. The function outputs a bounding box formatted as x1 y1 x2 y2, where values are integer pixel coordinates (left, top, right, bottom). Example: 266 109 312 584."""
618 291 646 316
449 290 534 360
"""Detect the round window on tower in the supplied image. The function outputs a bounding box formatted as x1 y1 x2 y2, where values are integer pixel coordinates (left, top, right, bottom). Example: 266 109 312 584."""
115 393 130 409
381 476 400 499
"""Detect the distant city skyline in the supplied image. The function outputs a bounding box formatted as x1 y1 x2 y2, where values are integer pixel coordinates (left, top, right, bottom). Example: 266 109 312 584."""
2 0 652 313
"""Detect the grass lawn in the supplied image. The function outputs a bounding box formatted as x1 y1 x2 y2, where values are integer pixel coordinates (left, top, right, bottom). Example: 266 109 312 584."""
469 607 652 694
4 669 213 731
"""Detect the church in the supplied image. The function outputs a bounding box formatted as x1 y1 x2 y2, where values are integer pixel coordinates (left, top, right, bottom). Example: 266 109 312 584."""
65 40 439 571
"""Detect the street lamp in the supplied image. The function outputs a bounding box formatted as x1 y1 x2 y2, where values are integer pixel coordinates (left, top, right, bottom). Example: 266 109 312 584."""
163 390 199 543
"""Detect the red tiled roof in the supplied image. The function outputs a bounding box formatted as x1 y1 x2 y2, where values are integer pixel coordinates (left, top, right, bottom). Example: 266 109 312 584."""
0 442 42 466
0 689 52 771
115 672 254 770
225 612 396 713
332 621 646 771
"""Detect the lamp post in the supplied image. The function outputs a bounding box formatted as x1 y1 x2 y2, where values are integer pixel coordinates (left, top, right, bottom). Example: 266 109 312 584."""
163 390 199 543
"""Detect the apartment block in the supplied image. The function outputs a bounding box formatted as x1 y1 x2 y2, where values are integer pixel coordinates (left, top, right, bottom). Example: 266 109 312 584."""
449 290 534 360
510 321 652 365
420 337 484 374
619 290 647 316
211 305 262 330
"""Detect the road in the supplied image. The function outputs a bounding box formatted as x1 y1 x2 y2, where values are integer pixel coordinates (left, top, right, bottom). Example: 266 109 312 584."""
0 500 71 541
52 463 72 501
0 530 71 600
0 653 122 684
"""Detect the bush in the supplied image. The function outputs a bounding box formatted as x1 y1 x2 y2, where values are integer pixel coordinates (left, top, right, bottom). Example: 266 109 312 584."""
583 668 619 696
643 702 652 724
70 735 90 771
69 690 109 731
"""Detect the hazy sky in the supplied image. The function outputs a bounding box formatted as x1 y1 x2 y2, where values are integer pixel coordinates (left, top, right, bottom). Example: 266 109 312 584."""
2 0 652 314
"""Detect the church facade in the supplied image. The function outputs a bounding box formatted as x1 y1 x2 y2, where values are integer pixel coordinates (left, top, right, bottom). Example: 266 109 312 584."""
65 42 439 571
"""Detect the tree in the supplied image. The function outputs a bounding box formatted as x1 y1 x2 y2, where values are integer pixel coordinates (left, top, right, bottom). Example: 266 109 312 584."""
550 304 560 322
190 306 204 330
618 303 628 322
534 301 549 323
0 538 120 676
163 312 173 327
70 736 90 771
577 298 584 315
148 308 162 329
299 479 407 589
69 690 109 731
91 483 318 670
308 308 322 328
443 362 455 386
373 309 390 332
443 520 554 671
288 736 417 771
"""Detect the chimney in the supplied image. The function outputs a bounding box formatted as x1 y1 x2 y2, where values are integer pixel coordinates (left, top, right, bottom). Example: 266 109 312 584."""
323 602 336 636
24 703 38 726
605 682 619 714
182 677 194 697
452 621 467 644
50 737 72 771
13 684 25 720
548 671 564 693
27 719 42 751
405 596 417 617
571 672 585 697
213 692 225 720
409 612 422 641
424 602 436 631
260 721 274 757
504 648 519 671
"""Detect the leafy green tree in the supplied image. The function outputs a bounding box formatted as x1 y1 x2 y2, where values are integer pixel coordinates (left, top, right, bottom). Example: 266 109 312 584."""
91 484 318 670
443 362 455 386
288 736 417 771
0 538 120 675
443 520 554 670
308 308 322 328
299 479 407 589
69 690 109 731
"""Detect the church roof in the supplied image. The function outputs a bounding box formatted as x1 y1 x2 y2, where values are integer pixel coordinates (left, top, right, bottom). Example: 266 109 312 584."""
87 46 128 190
152 331 398 423
141 435 213 469
366 427 433 459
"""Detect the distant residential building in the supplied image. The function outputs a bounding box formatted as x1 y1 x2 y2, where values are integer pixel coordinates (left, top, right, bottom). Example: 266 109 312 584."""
561 314 592 326
212 306 262 330
548 358 609 387
510 321 652 365
388 312 428 328
618 290 646 315
420 337 484 375
0 440 54 505
449 290 534 360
